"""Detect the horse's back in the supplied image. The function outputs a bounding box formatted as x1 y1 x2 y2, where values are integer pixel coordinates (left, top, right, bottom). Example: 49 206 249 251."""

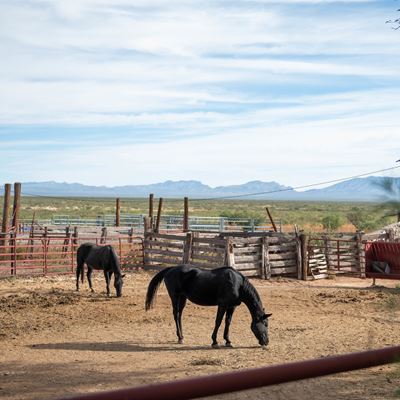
164 265 243 306
79 243 112 269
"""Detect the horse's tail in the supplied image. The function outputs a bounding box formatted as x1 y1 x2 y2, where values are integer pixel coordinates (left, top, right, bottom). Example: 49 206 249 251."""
145 267 173 311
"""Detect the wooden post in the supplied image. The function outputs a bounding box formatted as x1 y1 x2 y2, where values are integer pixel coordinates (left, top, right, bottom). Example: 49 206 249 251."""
182 232 193 264
115 198 120 227
155 198 163 233
143 217 151 267
101 227 107 244
300 233 308 281
149 194 154 229
323 235 335 279
62 226 71 258
356 231 366 278
183 197 189 232
265 207 277 232
1 183 11 248
261 236 271 279
73 227 78 245
128 227 133 244
225 237 235 267
12 182 21 232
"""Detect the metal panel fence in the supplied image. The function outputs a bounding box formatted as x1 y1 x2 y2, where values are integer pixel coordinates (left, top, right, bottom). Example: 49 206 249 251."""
0 234 144 277
18 214 280 233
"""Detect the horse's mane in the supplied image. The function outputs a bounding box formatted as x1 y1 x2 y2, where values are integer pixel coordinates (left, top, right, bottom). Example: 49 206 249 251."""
108 245 121 272
241 275 262 306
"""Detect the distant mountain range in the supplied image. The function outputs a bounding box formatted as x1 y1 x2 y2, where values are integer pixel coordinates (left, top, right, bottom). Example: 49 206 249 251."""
2 176 398 202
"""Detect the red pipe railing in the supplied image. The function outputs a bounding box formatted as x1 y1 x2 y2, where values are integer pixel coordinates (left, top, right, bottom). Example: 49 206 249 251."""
59 345 400 400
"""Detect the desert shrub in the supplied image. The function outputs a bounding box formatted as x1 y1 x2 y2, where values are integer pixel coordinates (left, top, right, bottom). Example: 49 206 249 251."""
321 214 342 231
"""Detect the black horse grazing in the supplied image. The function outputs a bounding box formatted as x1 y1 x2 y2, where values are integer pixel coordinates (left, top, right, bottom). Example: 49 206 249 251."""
76 243 125 297
145 264 271 348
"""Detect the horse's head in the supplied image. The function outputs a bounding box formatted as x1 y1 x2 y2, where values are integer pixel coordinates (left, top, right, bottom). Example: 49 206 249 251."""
251 312 272 346
114 274 125 297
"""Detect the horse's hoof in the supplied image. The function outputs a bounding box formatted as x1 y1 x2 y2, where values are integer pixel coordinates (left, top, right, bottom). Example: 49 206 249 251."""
212 343 220 349
178 339 183 344
225 343 233 348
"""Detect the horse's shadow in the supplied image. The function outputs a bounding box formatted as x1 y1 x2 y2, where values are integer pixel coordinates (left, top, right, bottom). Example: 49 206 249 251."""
29 341 257 352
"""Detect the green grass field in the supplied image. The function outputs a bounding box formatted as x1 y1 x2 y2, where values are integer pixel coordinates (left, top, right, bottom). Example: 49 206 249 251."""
4 195 396 233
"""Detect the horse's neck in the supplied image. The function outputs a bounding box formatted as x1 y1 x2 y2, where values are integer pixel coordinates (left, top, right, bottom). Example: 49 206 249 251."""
241 284 263 320
109 251 121 275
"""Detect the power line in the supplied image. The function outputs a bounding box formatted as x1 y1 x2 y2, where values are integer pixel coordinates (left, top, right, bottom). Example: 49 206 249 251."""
1 165 399 202
193 165 400 200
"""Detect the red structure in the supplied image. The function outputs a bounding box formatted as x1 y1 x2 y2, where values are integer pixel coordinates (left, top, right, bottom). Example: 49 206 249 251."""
60 346 400 400
365 241 400 280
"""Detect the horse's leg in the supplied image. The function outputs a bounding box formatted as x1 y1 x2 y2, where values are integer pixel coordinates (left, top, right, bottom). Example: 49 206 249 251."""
76 261 82 291
104 270 111 297
223 307 236 347
87 266 94 292
172 295 186 344
211 306 226 348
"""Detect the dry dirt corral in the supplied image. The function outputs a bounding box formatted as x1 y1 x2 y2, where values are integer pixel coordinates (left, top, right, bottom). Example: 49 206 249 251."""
1 271 400 400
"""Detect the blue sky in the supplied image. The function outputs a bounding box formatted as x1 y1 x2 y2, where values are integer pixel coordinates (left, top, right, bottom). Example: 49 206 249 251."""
1 0 399 187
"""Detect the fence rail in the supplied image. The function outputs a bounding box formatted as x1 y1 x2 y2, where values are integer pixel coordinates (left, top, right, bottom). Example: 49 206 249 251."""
60 345 400 400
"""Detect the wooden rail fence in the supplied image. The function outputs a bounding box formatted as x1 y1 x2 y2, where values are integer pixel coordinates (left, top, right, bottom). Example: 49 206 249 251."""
144 231 301 279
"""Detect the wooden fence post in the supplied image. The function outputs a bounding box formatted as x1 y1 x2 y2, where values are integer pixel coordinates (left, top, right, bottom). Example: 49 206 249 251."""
323 235 335 279
296 234 303 280
101 227 107 244
183 197 189 232
143 229 151 267
261 236 271 279
115 198 120 227
300 233 308 281
155 198 163 233
225 237 235 267
128 227 133 244
265 207 277 232
11 182 21 232
183 232 193 264
73 227 78 245
149 194 154 230
1 183 11 250
356 231 366 278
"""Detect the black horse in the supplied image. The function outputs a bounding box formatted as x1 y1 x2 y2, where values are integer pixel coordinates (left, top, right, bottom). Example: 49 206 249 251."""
145 264 271 347
76 243 125 297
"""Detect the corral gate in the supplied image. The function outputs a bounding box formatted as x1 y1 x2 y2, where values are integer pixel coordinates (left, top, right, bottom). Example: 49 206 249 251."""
306 234 365 279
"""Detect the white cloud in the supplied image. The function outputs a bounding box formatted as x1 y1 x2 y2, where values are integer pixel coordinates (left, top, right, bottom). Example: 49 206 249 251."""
0 0 399 186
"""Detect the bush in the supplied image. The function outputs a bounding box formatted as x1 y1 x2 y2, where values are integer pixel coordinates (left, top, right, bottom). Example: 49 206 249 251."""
321 214 341 231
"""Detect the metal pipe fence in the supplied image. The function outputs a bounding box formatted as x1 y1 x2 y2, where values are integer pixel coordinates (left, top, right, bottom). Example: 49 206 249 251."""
18 214 280 233
0 235 144 277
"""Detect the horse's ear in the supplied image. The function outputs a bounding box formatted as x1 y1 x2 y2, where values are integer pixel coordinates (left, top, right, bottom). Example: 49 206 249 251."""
122 274 126 278
263 313 272 319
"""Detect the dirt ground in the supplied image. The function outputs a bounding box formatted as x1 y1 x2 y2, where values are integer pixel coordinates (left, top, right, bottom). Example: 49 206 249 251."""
1 271 400 400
